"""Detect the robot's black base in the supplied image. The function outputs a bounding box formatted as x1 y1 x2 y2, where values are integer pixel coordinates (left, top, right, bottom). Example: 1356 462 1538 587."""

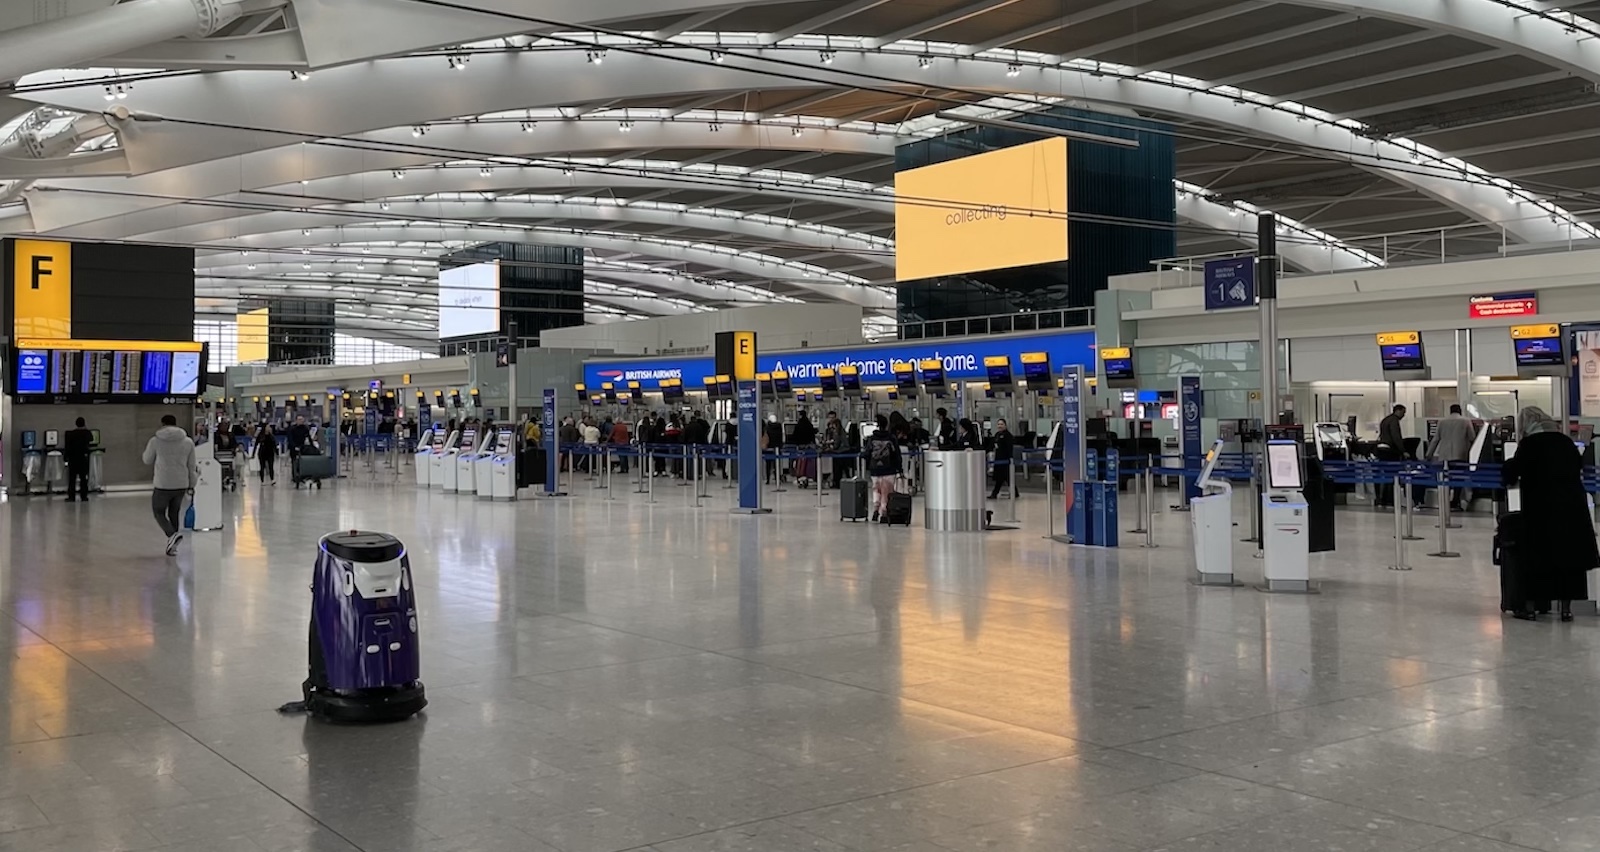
302 680 427 724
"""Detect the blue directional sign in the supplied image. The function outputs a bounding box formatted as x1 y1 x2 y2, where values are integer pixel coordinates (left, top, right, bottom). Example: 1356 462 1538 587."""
1203 257 1256 310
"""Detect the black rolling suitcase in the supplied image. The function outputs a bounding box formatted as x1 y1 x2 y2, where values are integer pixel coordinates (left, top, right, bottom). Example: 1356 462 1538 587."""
1494 511 1548 613
840 478 869 521
884 490 913 526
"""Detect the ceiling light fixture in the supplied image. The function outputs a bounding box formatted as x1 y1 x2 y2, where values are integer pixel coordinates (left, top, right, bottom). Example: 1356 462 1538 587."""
918 55 932 69
1006 63 1021 77
710 49 725 63
708 121 722 132
392 169 406 179
520 120 536 132
791 126 804 137
291 70 310 81
379 201 390 209
447 53 468 70
618 120 633 133
411 125 427 137
820 50 835 65
103 85 116 101
479 166 493 176
585 49 606 64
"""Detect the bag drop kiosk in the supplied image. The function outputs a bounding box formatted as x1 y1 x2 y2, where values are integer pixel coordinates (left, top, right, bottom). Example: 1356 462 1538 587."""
430 427 461 489
444 427 480 493
414 424 443 486
1191 439 1238 586
486 427 518 501
1261 439 1315 593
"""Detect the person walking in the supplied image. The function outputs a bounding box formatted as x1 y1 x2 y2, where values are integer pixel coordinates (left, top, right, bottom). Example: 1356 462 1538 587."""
255 424 278 484
1425 404 1478 511
989 418 1016 500
1501 406 1598 621
863 414 902 523
63 417 94 502
1374 404 1407 508
142 414 198 555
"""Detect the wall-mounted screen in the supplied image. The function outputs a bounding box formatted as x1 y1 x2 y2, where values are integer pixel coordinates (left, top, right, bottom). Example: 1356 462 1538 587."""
13 339 205 403
839 366 862 393
1100 347 1135 385
438 262 500 338
758 373 774 396
772 371 792 394
920 359 947 390
1513 336 1564 367
984 356 1014 388
1020 352 1052 392
1379 343 1424 372
662 379 685 401
818 368 839 395
892 362 918 390
716 374 733 398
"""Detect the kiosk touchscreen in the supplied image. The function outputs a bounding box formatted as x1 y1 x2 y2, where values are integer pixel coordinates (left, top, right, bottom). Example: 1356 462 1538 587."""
1261 439 1312 592
1191 439 1237 586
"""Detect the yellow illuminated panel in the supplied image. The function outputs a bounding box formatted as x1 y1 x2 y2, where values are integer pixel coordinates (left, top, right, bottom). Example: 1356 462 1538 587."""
237 307 269 362
839 365 860 376
1511 323 1560 339
918 359 942 370
730 330 757 380
13 239 72 339
895 137 1069 281
1019 352 1048 365
1099 347 1132 360
18 337 202 352
1375 331 1420 346
755 372 771 381
891 361 914 373
817 368 836 378
983 356 1010 367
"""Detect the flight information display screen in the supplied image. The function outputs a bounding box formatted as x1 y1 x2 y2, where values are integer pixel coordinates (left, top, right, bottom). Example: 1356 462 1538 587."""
893 364 918 390
818 370 839 394
772 372 792 394
12 341 205 403
920 361 947 390
839 369 862 393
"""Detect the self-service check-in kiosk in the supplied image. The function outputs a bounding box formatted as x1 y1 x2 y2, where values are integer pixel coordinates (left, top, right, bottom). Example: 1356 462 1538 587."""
467 426 499 499
43 430 64 494
444 427 479 493
1191 439 1237 586
415 424 442 486
1261 439 1314 592
487 427 517 501
430 427 461 489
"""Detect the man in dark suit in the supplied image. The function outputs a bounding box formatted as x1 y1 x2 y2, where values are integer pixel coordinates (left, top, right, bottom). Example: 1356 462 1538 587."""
63 417 94 502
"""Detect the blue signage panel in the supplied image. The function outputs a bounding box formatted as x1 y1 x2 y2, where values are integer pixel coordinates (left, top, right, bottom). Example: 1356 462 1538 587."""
542 388 559 494
15 351 46 395
1060 365 1085 539
1180 376 1203 502
736 382 761 512
585 330 1097 390
1203 257 1256 311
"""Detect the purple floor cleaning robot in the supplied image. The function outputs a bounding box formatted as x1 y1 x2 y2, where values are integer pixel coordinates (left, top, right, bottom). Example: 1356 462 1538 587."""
299 530 426 722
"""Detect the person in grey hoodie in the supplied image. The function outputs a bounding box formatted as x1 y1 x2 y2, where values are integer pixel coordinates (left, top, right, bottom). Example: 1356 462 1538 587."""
142 415 198 555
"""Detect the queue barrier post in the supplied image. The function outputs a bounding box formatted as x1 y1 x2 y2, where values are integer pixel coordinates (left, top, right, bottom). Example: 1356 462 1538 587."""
1005 458 1020 525
1429 465 1460 558
1402 470 1423 541
1128 458 1148 536
1389 473 1412 571
1141 466 1157 549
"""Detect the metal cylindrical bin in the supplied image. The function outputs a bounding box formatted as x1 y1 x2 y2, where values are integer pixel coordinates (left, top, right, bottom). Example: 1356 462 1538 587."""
923 450 986 531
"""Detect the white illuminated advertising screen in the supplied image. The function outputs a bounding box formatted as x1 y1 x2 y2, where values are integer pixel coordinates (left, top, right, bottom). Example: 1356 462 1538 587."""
438 262 500 338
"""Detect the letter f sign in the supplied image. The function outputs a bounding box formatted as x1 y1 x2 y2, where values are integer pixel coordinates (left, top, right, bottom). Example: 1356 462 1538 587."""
30 255 51 289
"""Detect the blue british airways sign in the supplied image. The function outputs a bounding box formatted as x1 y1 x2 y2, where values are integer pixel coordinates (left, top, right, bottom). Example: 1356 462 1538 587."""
1203 256 1256 311
585 330 1097 390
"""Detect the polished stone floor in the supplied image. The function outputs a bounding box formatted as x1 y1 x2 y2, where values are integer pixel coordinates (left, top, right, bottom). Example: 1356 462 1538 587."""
1 468 1597 852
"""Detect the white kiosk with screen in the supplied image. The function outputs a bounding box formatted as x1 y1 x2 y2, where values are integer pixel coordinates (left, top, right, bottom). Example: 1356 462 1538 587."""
431 427 463 490
473 427 508 498
1261 439 1313 592
487 427 518 501
1191 439 1238 586
449 427 484 494
415 424 444 486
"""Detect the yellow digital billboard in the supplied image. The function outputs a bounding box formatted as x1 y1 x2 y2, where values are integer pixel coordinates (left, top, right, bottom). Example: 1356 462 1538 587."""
238 306 269 363
894 137 1069 282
